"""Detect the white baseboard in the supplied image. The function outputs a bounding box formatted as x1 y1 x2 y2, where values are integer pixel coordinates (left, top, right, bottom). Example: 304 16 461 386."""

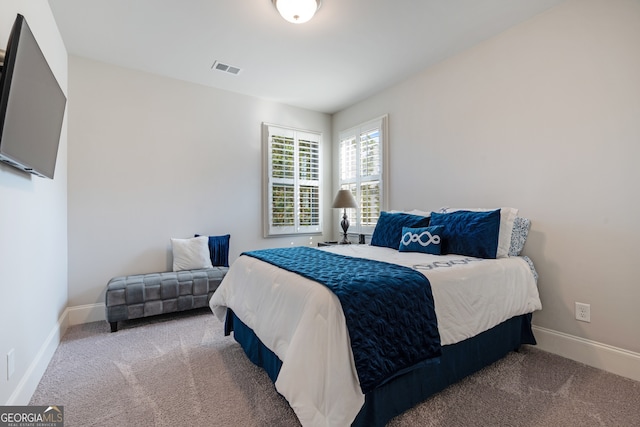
5 308 70 405
5 304 106 405
67 303 105 326
532 325 640 382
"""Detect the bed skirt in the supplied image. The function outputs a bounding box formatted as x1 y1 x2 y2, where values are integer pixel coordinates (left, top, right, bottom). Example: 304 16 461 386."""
226 310 536 427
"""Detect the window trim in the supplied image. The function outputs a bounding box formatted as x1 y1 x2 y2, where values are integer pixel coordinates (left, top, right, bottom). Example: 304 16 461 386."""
337 115 388 236
263 122 323 237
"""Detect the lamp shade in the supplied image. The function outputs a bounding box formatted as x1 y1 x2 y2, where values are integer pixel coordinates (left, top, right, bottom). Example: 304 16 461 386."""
273 0 321 24
332 189 358 209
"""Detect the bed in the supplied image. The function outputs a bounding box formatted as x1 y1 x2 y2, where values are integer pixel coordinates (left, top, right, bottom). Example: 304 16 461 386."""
209 209 541 426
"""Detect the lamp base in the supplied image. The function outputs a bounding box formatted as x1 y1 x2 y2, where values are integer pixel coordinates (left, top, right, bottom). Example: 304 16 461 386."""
339 234 351 245
340 209 351 244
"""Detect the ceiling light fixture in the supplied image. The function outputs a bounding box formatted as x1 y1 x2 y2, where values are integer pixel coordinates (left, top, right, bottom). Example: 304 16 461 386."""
272 0 322 24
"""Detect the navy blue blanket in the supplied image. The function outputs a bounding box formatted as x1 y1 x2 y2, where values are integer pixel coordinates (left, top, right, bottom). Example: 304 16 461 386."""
242 246 441 394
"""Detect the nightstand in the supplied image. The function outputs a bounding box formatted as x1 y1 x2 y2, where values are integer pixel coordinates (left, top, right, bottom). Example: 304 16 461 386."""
317 241 339 247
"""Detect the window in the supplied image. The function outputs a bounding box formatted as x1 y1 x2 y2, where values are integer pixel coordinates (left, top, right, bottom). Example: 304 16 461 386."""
338 115 388 235
263 123 322 236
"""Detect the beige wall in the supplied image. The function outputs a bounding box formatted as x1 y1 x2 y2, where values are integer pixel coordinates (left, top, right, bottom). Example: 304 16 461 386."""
67 56 333 308
333 0 640 356
0 1 68 404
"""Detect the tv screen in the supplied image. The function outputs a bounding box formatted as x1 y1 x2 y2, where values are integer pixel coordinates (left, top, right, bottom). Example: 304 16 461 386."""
0 14 66 179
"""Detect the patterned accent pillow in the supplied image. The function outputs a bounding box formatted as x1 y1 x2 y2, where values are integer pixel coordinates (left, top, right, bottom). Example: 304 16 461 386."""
371 212 430 249
522 255 538 282
399 226 444 255
429 209 501 259
508 217 530 256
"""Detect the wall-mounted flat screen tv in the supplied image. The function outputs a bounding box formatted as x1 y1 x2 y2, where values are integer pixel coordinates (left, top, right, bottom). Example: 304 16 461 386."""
0 14 66 179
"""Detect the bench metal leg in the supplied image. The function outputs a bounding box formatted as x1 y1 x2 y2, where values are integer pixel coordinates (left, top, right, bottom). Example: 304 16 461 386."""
110 322 118 333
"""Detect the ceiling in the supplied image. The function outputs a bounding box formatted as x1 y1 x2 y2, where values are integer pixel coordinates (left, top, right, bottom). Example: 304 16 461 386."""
48 0 565 114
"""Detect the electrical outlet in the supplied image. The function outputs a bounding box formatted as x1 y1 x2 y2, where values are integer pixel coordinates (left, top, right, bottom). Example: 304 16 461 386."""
7 349 15 380
575 302 591 323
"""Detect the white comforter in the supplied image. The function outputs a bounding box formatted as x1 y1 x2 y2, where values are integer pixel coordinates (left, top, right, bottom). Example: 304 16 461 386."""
209 245 541 427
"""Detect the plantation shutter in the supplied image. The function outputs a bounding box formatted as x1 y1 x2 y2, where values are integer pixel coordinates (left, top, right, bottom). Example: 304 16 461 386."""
271 130 296 230
359 125 381 228
298 135 320 228
264 124 322 236
338 116 387 235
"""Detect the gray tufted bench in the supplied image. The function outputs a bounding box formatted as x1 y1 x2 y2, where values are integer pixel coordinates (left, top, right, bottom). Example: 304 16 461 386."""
105 267 227 332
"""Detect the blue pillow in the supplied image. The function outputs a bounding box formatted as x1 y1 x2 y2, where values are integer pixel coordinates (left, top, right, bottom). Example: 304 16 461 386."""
429 210 500 259
370 212 430 249
399 225 444 255
194 234 230 267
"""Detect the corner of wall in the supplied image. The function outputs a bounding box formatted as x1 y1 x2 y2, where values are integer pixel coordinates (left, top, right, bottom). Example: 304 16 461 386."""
67 303 106 326
4 309 69 405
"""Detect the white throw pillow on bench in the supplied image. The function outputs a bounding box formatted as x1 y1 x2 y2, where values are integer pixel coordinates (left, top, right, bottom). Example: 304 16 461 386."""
171 236 214 271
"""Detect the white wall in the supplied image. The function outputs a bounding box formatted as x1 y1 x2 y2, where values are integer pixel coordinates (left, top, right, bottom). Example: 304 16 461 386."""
3 0 638 406
67 56 332 311
0 1 68 404
334 0 640 372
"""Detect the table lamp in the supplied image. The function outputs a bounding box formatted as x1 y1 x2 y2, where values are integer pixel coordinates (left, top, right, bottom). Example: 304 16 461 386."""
332 189 358 244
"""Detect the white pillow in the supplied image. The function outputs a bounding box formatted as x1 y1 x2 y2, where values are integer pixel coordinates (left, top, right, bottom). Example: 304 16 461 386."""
171 236 213 272
438 207 518 258
389 209 431 217
407 209 431 217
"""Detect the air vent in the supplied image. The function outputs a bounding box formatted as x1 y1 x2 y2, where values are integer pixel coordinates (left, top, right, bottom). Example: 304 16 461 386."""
211 61 241 75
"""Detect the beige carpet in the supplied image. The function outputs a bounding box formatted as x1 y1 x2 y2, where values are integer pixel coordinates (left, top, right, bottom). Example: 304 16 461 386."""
30 309 640 426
